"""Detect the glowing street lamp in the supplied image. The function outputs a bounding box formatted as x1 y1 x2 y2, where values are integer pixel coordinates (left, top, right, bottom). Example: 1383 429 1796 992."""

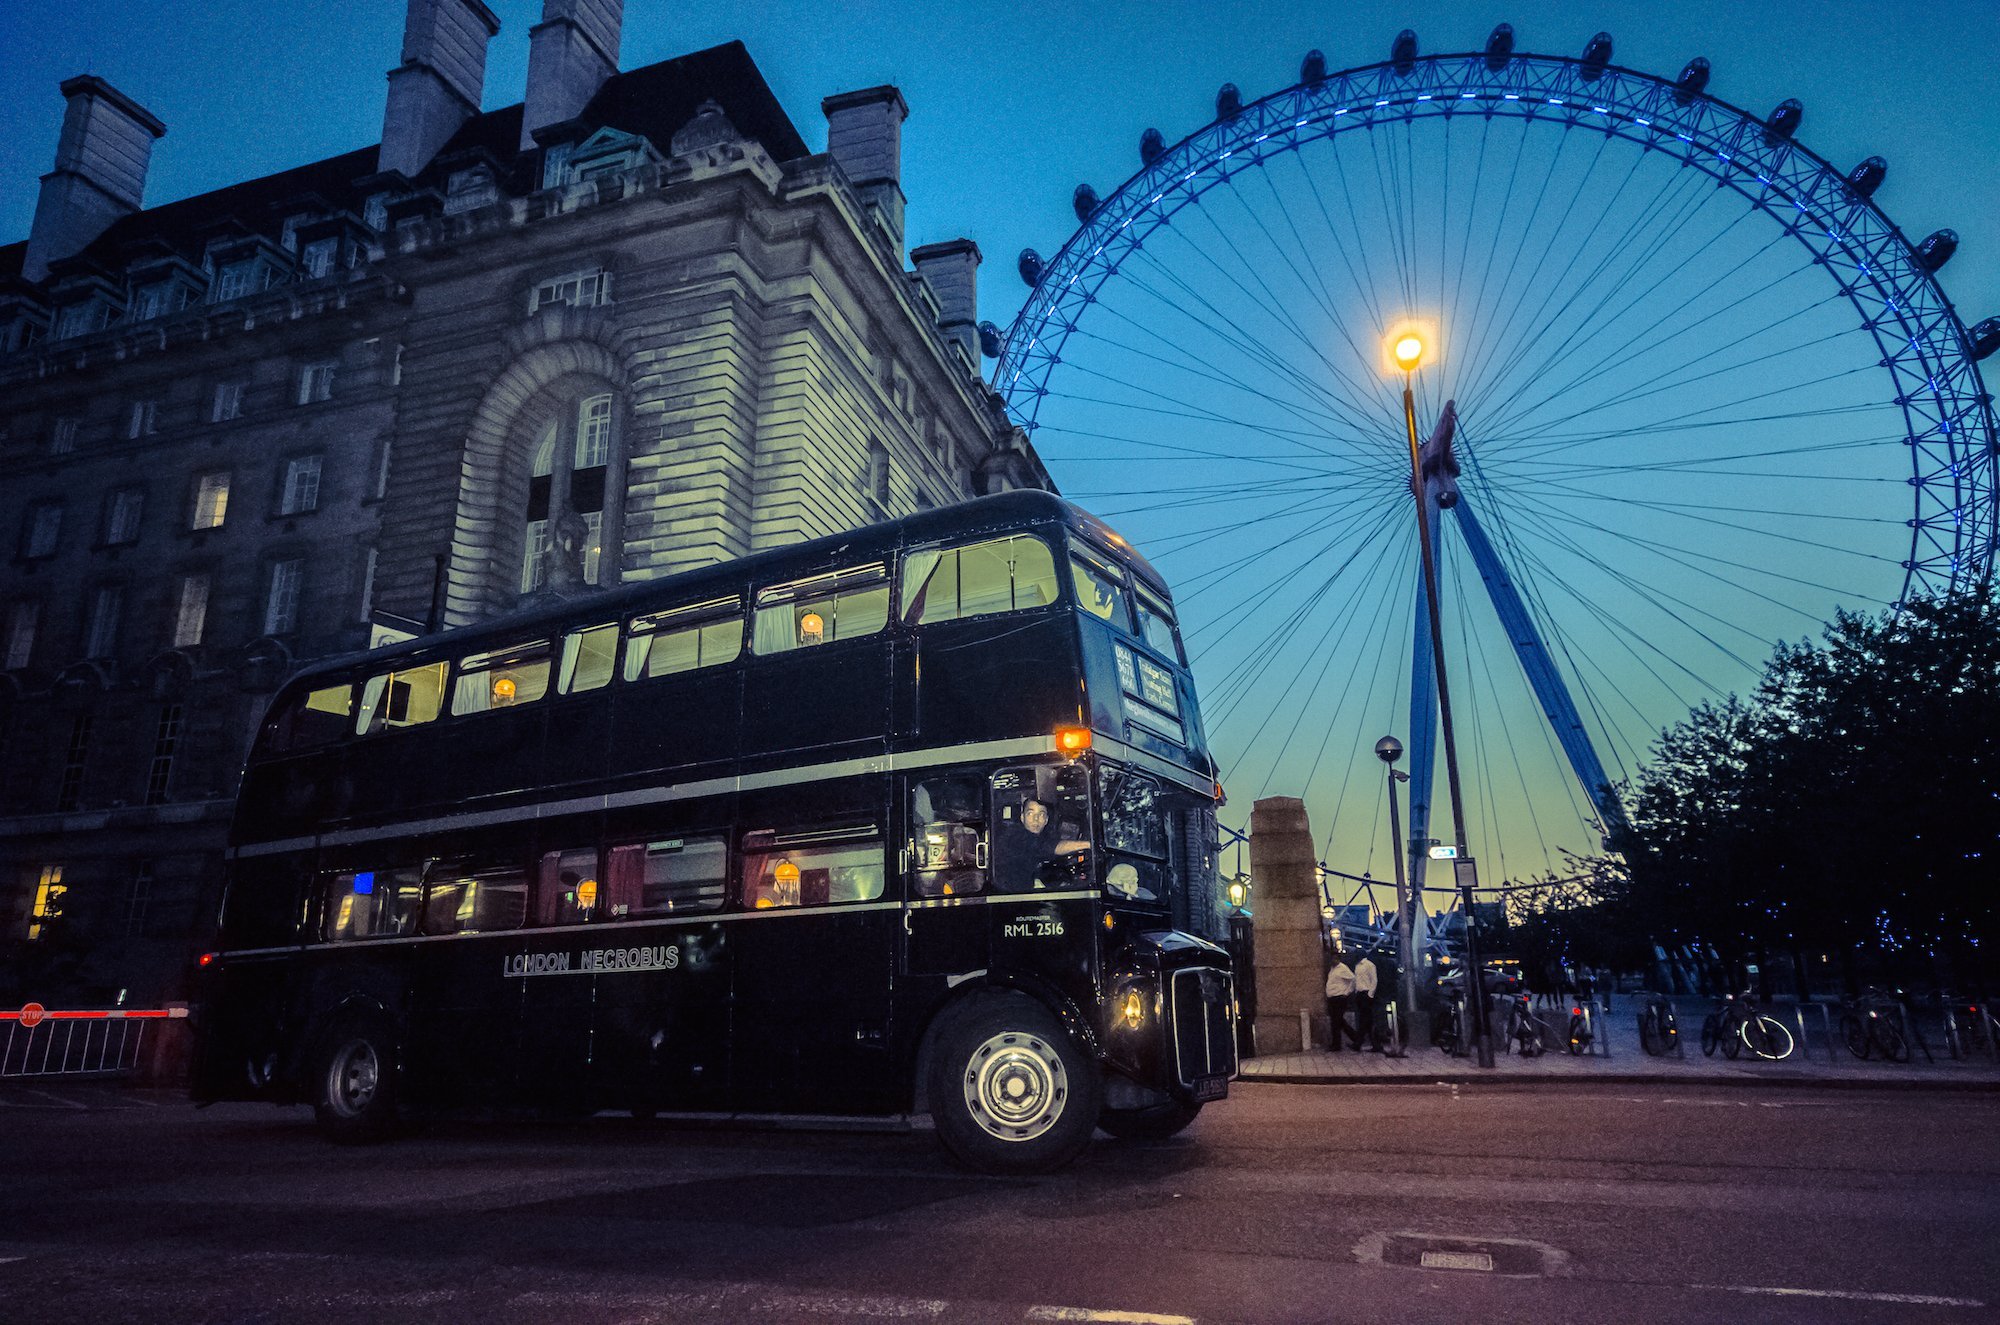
1386 327 1495 1068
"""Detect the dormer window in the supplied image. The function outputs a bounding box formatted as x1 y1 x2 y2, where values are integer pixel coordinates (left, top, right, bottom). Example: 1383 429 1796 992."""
529 269 611 315
562 127 665 189
280 214 311 252
541 142 575 190
54 300 108 340
302 239 338 280
363 195 390 233
444 169 497 215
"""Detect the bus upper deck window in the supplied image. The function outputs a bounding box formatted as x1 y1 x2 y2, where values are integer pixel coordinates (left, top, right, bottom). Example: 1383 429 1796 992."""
421 864 527 935
1134 588 1184 663
624 597 743 681
268 681 353 753
1068 546 1132 631
451 642 551 715
753 566 889 654
901 535 1058 626
356 662 448 735
321 866 422 941
557 623 618 694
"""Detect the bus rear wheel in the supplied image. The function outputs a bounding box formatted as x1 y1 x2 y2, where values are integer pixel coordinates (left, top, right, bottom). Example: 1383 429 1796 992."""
312 1017 401 1144
1097 1098 1201 1142
927 997 1100 1174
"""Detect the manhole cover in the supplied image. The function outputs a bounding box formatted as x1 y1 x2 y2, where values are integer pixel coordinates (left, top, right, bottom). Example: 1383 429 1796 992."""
1420 1249 1494 1272
1355 1231 1568 1278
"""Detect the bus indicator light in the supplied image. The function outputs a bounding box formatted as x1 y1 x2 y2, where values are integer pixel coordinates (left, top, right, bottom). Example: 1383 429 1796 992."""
1055 726 1092 754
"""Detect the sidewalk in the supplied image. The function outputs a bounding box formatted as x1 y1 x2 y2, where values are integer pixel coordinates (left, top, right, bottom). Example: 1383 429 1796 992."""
1241 1042 2000 1090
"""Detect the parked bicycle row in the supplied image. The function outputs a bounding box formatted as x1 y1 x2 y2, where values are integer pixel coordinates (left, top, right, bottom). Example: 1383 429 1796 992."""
1632 985 2000 1064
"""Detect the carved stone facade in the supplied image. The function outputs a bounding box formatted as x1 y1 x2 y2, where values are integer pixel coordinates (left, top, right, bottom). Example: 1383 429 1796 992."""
0 15 1046 1004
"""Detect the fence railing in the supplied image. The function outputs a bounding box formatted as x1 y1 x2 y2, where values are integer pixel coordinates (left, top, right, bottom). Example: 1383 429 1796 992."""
1 1005 188 1079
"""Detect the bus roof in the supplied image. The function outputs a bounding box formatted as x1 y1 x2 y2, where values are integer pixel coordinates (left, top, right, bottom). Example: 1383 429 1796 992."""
286 492 1169 689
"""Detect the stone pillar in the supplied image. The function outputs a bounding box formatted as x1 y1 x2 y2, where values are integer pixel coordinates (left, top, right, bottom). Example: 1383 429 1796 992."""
1248 796 1324 1054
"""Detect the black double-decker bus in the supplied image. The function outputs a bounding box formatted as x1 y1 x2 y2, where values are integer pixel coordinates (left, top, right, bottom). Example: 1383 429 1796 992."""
192 492 1235 1172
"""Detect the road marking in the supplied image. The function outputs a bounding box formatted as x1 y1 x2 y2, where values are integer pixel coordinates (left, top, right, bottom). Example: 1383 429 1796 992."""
1026 1309 1195 1324
1698 1285 1985 1308
1420 1249 1494 1272
0 1257 26 1265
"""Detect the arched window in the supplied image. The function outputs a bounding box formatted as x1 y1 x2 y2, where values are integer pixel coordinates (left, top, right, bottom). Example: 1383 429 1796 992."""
520 390 616 595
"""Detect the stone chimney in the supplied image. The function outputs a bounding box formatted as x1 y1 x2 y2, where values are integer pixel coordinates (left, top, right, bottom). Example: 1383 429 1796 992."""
23 76 166 283
521 0 623 150
910 239 981 372
378 0 502 179
822 86 908 253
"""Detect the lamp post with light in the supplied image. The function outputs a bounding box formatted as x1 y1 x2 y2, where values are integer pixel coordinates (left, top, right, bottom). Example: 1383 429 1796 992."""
1390 332 1495 1068
1374 735 1419 1057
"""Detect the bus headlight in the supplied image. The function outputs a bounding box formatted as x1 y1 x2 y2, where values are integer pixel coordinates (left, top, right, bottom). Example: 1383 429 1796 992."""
1121 988 1145 1028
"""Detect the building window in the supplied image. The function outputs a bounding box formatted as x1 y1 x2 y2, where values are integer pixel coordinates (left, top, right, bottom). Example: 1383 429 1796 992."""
28 865 65 941
867 436 891 507
521 392 615 594
102 487 145 546
57 717 91 812
264 559 303 635
171 573 209 647
55 302 105 339
211 382 245 422
280 455 323 515
125 861 153 937
21 500 63 559
4 599 37 669
48 418 79 455
302 239 337 280
213 260 258 302
444 169 495 215
541 141 575 189
191 473 230 530
363 195 389 232
280 214 308 252
126 400 159 440
574 394 613 468
529 269 610 314
131 284 167 321
145 704 183 805
84 584 123 658
297 361 336 405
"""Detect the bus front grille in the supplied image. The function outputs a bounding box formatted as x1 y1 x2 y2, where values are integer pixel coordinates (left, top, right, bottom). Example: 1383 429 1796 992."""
1169 966 1237 1085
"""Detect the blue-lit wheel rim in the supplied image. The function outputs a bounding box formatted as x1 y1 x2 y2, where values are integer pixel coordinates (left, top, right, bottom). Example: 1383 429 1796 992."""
997 47 1997 883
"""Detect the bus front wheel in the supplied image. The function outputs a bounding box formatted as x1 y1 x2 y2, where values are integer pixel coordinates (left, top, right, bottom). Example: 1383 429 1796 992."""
1097 1098 1201 1142
927 997 1101 1174
312 1017 401 1144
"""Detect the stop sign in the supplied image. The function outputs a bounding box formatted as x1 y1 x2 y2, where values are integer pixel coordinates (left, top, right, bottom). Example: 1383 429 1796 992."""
18 1002 46 1028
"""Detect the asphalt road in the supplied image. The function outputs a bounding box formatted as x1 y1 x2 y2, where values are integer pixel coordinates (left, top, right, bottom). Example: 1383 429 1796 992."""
1 1079 1995 1325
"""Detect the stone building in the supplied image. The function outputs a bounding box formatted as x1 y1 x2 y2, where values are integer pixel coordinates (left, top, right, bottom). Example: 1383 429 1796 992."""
0 0 1048 1004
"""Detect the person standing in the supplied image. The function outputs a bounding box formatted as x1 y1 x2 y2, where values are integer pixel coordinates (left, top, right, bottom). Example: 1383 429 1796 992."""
1324 955 1355 1052
1352 951 1381 1051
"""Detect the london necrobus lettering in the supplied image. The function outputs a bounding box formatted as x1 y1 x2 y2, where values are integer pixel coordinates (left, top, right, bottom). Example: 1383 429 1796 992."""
192 491 1237 1173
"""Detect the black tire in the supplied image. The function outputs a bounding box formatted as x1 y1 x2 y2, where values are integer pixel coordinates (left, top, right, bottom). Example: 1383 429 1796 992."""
1700 1013 1721 1057
1566 1013 1590 1055
1097 1098 1202 1142
926 996 1101 1175
1639 1010 1661 1057
1875 1019 1910 1064
1720 1018 1743 1060
1842 1013 1872 1060
312 1016 401 1144
1748 1016 1795 1061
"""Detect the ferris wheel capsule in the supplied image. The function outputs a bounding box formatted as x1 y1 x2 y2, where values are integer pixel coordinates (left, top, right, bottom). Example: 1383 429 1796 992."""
1140 127 1165 165
1301 49 1327 84
1216 83 1242 120
977 321 1003 359
1073 184 1101 223
1579 32 1613 81
1018 248 1044 288
1971 317 2000 362
1674 56 1711 104
1916 229 1959 272
1484 24 1515 72
1764 98 1804 143
1846 156 1888 199
1391 29 1418 77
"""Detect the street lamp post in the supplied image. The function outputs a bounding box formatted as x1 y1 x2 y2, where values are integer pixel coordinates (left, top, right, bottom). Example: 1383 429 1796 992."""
1391 333 1496 1068
1374 735 1419 1057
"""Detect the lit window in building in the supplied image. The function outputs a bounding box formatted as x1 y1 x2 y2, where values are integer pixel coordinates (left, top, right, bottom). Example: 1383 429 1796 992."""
21 500 63 558
102 487 145 546
126 399 158 439
49 418 78 455
297 361 336 405
28 865 65 941
191 473 230 530
145 704 183 805
84 584 123 659
280 455 322 515
264 560 304 635
211 382 245 422
4 600 38 669
172 573 209 648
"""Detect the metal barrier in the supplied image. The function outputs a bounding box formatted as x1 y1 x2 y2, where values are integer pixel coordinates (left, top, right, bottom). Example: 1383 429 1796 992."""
0 1005 187 1079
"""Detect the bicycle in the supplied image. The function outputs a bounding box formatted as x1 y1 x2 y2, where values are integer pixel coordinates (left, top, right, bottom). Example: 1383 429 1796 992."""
1840 986 1912 1063
1637 992 1680 1057
1431 988 1468 1057
1565 1000 1595 1055
1941 992 1990 1061
1499 990 1545 1057
1700 990 1795 1061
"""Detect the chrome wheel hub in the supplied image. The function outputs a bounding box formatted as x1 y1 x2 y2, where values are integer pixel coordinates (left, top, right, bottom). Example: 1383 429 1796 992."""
963 1030 1066 1143
327 1040 379 1118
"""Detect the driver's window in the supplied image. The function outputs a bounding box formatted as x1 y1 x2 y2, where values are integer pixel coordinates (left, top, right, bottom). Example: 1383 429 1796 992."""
911 774 986 898
990 765 1092 893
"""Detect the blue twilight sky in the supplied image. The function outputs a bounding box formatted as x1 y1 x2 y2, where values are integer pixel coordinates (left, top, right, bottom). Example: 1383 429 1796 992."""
5 1 1998 895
